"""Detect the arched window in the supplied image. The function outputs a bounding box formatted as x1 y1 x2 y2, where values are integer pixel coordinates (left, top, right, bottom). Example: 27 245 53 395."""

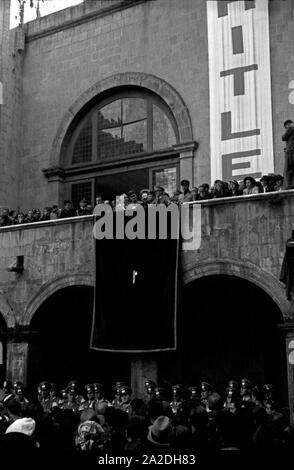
63 89 180 205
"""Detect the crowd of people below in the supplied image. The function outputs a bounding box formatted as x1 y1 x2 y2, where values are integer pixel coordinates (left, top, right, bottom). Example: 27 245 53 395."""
0 377 293 453
0 173 286 228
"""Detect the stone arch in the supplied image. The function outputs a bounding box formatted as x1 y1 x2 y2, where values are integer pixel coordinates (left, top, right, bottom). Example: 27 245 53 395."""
183 259 288 319
50 72 193 167
23 273 94 326
0 293 15 329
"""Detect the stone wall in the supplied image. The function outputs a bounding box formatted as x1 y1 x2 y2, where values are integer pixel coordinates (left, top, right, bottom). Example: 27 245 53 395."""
0 192 293 331
1 0 294 213
20 0 209 210
0 0 24 209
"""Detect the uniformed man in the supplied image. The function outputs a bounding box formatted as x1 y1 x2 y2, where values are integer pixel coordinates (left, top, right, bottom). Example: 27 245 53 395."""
144 379 157 403
240 378 253 408
188 386 201 405
170 384 184 415
263 384 276 414
39 381 53 412
12 381 24 396
111 381 126 408
14 384 30 413
57 388 68 409
153 186 166 205
200 382 213 409
50 383 59 401
66 380 85 406
64 381 85 413
120 386 132 414
223 380 239 411
76 198 89 216
80 384 96 411
179 180 193 203
93 382 110 413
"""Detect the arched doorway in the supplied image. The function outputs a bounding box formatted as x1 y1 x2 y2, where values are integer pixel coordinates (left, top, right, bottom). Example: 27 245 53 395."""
160 275 287 404
0 313 7 384
28 285 130 395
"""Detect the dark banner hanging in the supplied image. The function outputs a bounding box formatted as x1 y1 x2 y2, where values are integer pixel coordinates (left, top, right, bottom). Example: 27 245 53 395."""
90 210 179 352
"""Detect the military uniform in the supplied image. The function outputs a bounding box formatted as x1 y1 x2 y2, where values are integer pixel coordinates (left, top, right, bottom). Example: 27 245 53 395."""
15 385 30 413
200 382 213 410
111 381 126 408
144 379 157 403
240 378 254 408
223 380 239 411
39 381 53 412
64 381 86 413
120 386 132 414
170 384 184 415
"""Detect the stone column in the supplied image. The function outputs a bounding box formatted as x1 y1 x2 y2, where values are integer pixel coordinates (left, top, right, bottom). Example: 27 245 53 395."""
131 357 158 399
173 142 198 185
279 321 294 425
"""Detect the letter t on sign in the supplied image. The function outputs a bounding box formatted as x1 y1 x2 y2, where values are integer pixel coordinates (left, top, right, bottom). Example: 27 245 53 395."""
218 1 255 18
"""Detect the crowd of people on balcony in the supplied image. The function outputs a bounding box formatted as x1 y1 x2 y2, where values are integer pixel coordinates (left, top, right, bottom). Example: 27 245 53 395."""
0 173 286 227
0 377 293 453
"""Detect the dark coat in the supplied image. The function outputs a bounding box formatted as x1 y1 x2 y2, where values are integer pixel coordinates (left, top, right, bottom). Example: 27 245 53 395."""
279 237 294 300
282 126 294 189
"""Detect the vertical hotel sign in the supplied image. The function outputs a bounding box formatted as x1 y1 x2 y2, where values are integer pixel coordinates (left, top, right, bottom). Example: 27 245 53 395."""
207 0 274 183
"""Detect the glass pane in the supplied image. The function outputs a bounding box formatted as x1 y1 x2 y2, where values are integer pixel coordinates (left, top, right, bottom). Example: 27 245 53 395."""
153 105 176 150
153 167 177 197
98 101 122 129
97 127 122 159
122 121 147 155
122 98 147 123
72 118 92 163
71 181 92 207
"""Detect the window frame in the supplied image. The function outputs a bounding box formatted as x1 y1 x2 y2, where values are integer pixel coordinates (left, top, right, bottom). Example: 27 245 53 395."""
66 89 180 169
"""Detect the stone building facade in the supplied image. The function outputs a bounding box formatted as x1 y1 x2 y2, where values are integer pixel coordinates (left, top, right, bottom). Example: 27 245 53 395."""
0 0 294 416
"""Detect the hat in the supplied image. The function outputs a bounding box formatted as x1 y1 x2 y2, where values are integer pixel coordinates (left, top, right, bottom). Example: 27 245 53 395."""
226 380 239 391
154 186 164 192
188 386 200 397
120 386 132 396
12 381 23 390
180 180 190 186
263 384 275 392
39 381 51 391
201 382 212 392
67 380 79 392
147 416 171 446
85 384 94 393
112 381 126 394
6 418 36 436
145 379 156 390
93 382 103 392
241 378 253 389
172 384 183 392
